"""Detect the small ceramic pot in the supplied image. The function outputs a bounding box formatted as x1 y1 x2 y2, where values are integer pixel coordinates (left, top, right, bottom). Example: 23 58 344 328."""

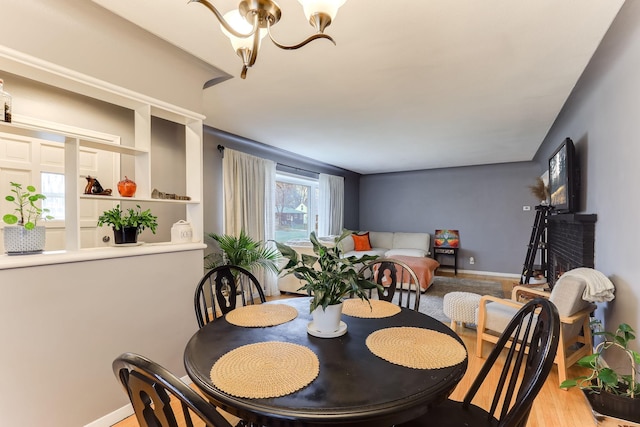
113 226 139 244
311 302 344 333
171 220 193 244
3 225 46 254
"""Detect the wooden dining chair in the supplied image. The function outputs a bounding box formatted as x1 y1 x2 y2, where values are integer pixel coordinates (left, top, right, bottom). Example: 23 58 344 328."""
194 265 266 328
396 298 560 427
359 258 422 311
113 352 233 427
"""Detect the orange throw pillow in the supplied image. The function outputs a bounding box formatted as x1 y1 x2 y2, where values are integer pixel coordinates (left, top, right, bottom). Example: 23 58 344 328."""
352 233 372 251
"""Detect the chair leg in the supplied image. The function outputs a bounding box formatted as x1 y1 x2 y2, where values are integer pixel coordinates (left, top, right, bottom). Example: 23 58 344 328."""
450 320 457 329
556 328 568 387
476 301 487 357
557 356 568 386
476 333 484 358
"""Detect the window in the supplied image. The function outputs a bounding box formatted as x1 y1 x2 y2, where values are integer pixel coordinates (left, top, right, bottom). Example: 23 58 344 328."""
275 172 318 242
40 172 65 220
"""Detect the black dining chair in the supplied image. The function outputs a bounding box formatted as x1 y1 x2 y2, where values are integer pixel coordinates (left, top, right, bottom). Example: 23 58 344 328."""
113 352 233 427
194 265 266 328
359 258 422 311
396 297 560 427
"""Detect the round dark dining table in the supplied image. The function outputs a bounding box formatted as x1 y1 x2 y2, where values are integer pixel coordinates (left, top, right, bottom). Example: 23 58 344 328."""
184 297 468 427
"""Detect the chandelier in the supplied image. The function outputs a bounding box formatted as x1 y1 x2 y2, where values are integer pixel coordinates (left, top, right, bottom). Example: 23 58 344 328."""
189 0 347 79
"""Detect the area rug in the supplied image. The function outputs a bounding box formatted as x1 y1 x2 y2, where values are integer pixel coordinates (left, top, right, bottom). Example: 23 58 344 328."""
419 276 506 324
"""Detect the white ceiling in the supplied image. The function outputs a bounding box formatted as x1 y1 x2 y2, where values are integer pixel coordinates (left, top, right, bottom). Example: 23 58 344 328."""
92 0 624 174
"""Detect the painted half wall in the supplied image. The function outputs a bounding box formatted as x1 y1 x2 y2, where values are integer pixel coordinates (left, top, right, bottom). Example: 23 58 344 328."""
359 161 541 275
532 0 640 347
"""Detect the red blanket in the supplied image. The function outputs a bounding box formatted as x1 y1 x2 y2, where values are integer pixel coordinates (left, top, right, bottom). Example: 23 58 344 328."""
374 255 440 292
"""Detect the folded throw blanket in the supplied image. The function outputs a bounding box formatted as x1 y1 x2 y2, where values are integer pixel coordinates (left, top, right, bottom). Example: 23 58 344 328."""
562 267 615 303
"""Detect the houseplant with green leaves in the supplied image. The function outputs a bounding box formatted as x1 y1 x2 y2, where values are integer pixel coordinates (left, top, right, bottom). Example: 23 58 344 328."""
2 181 53 254
561 321 640 423
97 204 158 244
204 229 280 275
276 230 381 334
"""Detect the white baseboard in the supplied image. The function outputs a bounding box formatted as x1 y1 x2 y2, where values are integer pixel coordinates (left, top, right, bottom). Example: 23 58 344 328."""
84 405 133 427
437 267 520 279
84 375 193 427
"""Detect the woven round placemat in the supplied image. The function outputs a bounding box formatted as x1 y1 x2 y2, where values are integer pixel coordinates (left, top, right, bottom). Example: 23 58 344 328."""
210 341 319 398
366 327 467 369
342 298 401 318
225 304 298 327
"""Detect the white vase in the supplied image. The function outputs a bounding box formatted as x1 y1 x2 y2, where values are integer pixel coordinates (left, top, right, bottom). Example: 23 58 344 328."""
311 302 343 333
3 225 46 254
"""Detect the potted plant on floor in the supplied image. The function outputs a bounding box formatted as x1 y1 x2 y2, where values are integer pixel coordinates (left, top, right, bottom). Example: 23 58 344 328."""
2 182 53 254
204 229 280 275
97 204 158 244
276 230 381 336
560 321 640 425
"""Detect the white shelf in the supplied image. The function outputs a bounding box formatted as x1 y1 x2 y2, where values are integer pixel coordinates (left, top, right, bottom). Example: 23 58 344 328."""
0 48 204 254
0 242 207 270
79 194 200 204
79 139 147 156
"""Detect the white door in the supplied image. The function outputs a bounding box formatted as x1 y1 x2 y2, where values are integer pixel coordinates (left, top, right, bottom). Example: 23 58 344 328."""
0 123 119 251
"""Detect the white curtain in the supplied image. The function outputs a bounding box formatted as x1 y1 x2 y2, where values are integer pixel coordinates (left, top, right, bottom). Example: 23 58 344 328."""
318 173 344 237
223 149 278 296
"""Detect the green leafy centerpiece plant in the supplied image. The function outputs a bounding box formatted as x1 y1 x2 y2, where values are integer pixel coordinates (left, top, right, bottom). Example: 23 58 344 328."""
276 230 381 336
561 321 640 424
97 204 158 244
2 182 53 254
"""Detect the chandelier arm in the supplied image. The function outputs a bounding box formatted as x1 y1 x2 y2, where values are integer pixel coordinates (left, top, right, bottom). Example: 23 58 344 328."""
188 0 258 39
248 26 260 67
266 22 336 50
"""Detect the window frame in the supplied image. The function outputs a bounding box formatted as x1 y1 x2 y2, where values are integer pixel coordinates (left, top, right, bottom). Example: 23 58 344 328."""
274 171 319 243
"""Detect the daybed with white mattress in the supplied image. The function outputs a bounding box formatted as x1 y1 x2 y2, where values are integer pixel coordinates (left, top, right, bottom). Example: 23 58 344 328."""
278 231 439 294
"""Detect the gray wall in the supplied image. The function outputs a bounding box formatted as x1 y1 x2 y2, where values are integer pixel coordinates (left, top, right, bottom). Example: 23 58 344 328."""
203 127 361 237
0 249 204 427
1 0 226 113
0 4 220 425
360 161 541 275
532 0 640 347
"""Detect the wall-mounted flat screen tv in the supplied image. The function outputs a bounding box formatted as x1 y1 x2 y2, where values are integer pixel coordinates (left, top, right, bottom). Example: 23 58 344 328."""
548 137 577 213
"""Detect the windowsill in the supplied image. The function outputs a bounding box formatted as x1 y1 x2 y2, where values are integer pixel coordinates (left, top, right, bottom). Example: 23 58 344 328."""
0 242 206 270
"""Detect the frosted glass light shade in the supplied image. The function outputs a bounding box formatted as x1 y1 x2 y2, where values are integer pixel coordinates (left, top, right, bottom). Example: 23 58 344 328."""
220 9 267 51
298 0 346 21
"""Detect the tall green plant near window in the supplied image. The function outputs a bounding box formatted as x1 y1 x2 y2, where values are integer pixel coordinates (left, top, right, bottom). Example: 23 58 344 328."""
205 229 280 274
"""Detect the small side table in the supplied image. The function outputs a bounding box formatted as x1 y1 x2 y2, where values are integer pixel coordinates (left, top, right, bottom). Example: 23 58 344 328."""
434 247 459 275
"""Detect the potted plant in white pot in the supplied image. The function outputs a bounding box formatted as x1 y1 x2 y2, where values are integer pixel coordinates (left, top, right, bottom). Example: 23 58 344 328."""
2 182 53 254
97 204 158 244
561 321 640 425
276 230 381 337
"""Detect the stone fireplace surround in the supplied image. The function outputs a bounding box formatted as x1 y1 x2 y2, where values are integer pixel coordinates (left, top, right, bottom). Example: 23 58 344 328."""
547 213 597 287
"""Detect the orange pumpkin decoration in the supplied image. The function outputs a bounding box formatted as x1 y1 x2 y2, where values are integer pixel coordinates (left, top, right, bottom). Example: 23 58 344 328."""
117 176 137 197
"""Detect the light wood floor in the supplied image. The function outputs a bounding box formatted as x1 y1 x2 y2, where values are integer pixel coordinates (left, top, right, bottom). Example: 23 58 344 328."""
113 272 596 427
